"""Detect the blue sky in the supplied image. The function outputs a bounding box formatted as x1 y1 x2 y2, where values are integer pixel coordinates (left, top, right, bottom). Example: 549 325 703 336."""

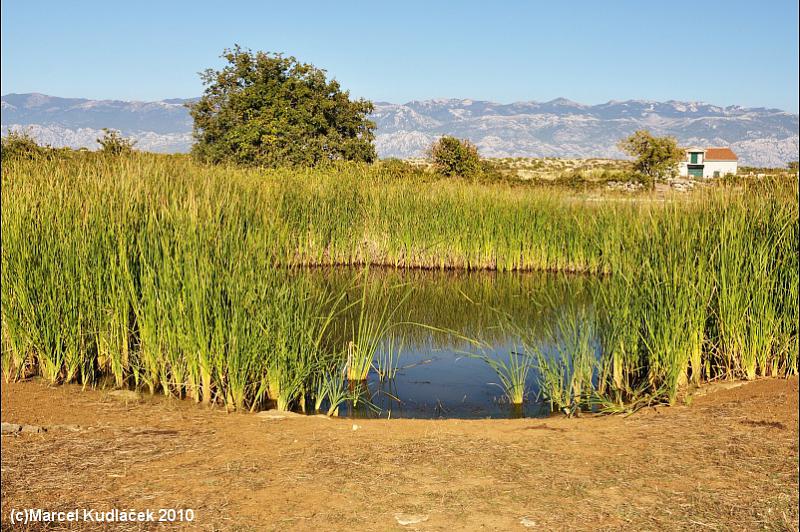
2 0 798 111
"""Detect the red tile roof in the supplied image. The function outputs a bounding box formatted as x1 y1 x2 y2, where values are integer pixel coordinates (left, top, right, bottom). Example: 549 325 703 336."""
704 147 738 161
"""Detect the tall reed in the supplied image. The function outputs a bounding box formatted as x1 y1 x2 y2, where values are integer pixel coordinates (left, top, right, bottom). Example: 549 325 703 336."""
529 305 597 415
1 152 796 413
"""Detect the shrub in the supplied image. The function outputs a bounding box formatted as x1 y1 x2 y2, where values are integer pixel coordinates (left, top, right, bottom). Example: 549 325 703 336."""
477 160 511 182
553 172 588 190
97 128 136 156
428 136 481 178
630 171 654 189
378 158 426 180
1 131 46 161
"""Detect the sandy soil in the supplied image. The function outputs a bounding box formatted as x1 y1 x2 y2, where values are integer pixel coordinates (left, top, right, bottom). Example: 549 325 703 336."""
2 377 798 531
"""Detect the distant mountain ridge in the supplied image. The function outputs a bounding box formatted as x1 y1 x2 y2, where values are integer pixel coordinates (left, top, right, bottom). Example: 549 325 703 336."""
2 93 798 166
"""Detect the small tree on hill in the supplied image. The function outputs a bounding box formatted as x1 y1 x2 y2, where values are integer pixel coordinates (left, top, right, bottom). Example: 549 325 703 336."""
617 130 684 189
189 46 376 167
97 128 136 155
428 136 481 178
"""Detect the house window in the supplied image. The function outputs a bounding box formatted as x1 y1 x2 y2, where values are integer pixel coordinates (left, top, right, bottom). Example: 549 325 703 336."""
690 152 699 164
713 171 720 178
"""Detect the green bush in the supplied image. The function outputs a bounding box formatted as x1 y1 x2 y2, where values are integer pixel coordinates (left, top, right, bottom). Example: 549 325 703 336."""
1 131 46 162
630 171 653 189
553 172 585 189
97 128 136 156
428 136 481 178
476 160 512 182
377 158 426 180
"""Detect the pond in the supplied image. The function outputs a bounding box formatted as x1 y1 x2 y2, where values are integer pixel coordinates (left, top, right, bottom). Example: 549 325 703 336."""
287 267 602 419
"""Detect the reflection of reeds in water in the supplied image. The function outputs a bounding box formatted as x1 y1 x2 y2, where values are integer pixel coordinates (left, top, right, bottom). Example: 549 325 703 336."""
345 269 410 381
529 305 597 416
374 332 404 381
301 267 598 351
473 349 532 405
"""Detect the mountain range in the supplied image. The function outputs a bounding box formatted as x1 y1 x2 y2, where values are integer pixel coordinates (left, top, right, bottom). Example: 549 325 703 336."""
2 93 798 167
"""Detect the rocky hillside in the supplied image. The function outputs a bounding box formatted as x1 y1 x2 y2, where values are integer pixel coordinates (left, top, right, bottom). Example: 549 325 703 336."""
2 93 797 166
1 93 194 153
372 99 798 167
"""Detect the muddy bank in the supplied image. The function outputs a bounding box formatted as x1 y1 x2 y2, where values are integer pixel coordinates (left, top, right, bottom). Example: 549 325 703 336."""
2 378 798 531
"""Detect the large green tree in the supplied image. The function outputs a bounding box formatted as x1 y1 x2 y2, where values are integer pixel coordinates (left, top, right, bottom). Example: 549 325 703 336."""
617 130 684 188
190 46 376 167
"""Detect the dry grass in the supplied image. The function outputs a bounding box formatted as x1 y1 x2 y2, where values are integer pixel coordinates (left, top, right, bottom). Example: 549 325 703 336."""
2 378 797 531
403 156 635 182
490 157 634 181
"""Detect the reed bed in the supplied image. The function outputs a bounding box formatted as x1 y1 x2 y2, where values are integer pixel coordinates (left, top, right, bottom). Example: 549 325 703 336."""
1 152 797 412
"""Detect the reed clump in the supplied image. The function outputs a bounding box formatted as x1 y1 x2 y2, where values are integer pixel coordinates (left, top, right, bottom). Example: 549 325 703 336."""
1 152 796 412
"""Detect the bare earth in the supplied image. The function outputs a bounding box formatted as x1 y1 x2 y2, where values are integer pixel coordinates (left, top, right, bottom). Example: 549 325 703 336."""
2 378 798 531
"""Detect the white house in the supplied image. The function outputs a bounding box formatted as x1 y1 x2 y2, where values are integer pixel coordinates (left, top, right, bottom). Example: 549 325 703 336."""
678 147 738 178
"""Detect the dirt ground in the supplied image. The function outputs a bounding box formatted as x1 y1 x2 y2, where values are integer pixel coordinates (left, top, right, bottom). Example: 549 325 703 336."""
2 377 798 531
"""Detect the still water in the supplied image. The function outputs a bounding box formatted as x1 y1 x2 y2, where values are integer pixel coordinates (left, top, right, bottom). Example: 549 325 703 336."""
290 268 601 419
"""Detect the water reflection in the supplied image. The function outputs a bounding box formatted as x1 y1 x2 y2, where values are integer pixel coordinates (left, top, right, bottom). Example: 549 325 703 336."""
286 267 600 419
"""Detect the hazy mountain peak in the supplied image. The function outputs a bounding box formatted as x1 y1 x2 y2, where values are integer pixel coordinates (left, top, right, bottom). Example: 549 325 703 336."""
545 97 584 107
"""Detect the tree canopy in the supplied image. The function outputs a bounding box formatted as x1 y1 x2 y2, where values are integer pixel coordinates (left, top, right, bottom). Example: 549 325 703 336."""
428 136 482 178
617 130 684 187
189 46 376 167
